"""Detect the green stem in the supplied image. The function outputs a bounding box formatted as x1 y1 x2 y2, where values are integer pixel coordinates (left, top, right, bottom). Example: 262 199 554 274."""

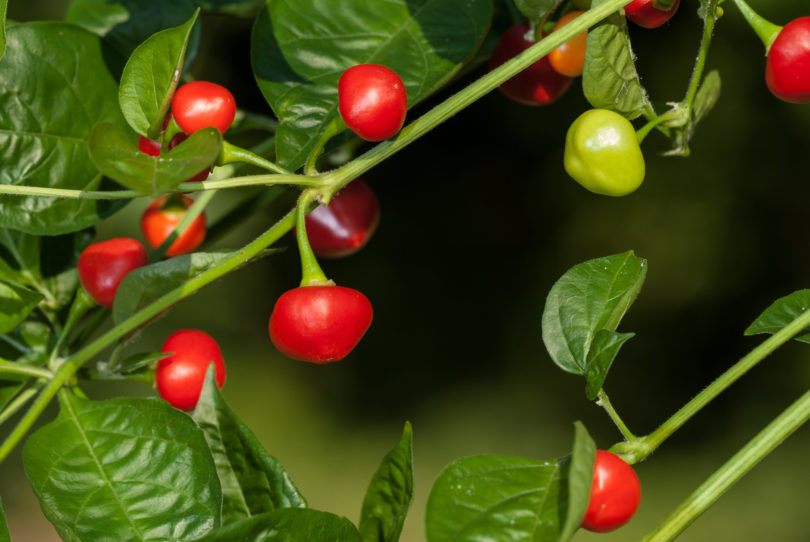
0 205 299 464
683 0 721 109
624 306 810 464
729 0 782 50
0 383 43 427
641 387 810 541
295 190 330 286
0 360 52 380
596 388 637 441
50 288 96 365
636 111 681 144
219 141 292 175
318 0 633 194
0 185 143 200
668 0 721 155
305 119 344 176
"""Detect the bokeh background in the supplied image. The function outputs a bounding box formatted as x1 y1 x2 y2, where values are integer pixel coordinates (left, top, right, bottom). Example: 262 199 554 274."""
2 1 810 540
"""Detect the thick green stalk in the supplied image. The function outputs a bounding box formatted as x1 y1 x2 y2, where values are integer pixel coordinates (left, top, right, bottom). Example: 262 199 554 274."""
295 190 330 286
622 305 810 464
641 387 810 541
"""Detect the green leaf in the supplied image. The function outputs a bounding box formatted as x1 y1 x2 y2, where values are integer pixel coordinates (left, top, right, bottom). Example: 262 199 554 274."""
0 497 9 542
692 69 721 127
359 422 414 542
0 320 51 365
559 422 596 542
113 251 232 324
0 22 128 235
88 122 221 193
582 0 649 120
514 0 557 22
92 352 169 379
0 229 41 286
541 251 645 377
0 282 43 334
190 508 363 542
65 0 200 70
584 329 635 400
0 0 7 62
119 10 199 138
23 393 221 542
192 366 306 524
194 0 264 17
251 0 493 171
426 454 570 541
745 289 810 344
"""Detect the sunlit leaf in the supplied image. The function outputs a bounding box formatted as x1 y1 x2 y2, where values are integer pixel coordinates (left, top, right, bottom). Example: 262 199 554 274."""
0 23 127 234
23 393 221 541
359 422 413 542
193 366 307 524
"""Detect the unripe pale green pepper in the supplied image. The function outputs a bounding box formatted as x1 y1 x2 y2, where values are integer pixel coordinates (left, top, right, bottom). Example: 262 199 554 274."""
563 109 645 197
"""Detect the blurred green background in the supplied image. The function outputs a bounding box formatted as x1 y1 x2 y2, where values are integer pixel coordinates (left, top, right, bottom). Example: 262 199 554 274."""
2 1 810 540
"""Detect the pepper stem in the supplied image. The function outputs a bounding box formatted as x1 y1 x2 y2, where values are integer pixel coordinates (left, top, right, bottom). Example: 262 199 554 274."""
730 0 782 51
296 190 331 287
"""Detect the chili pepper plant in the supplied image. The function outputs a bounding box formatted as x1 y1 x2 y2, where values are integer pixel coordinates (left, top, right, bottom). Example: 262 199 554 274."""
0 0 808 540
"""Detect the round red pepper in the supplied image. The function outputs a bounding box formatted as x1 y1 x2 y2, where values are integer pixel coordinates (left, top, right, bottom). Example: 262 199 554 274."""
624 0 681 29
766 17 810 104
268 285 373 363
77 238 148 309
338 64 408 141
140 195 207 257
581 450 642 532
304 179 381 258
156 329 226 410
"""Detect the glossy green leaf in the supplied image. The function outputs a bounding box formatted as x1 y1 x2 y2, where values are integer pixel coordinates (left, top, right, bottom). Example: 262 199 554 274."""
65 0 200 69
745 289 810 344
194 0 264 17
0 282 43 334
692 69 721 127
582 0 649 120
514 0 557 22
426 423 595 542
190 508 363 542
23 393 221 542
584 329 634 400
0 497 9 542
559 422 596 541
0 22 128 235
359 422 413 542
542 251 645 377
426 454 569 541
193 366 306 524
0 0 7 62
89 122 221 193
251 0 493 171
119 10 199 138
113 251 242 324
